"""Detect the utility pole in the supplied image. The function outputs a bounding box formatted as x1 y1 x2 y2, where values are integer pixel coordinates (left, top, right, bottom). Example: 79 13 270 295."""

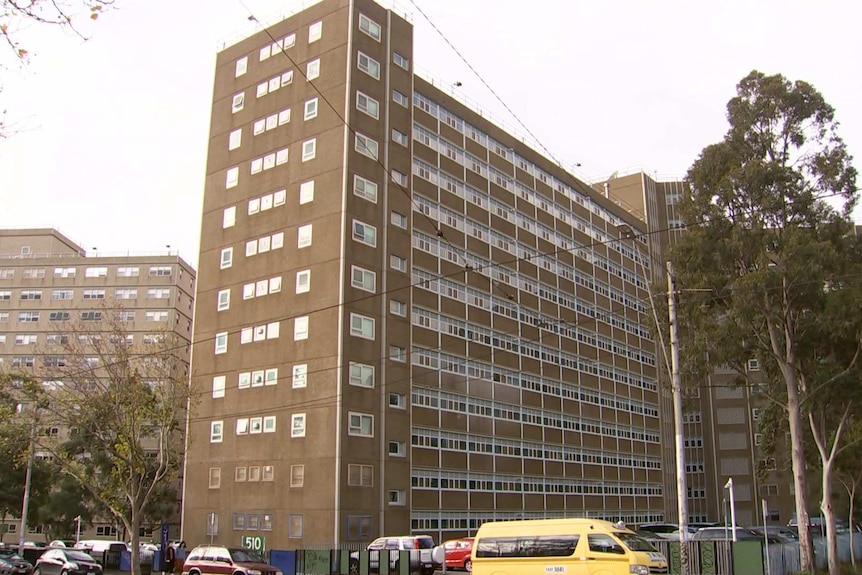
18 413 37 556
667 260 690 575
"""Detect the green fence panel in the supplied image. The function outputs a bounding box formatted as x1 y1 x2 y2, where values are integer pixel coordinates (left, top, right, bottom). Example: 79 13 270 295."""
398 551 410 575
731 540 763 575
698 541 717 575
668 542 681 574
338 550 350 575
359 549 370 575
303 550 331 575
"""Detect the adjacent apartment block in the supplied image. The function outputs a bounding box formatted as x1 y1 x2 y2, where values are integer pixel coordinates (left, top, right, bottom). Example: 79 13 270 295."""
184 0 671 547
0 228 196 541
601 171 796 527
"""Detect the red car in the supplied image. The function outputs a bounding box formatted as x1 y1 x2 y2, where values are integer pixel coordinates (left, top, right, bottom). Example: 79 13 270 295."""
443 538 474 572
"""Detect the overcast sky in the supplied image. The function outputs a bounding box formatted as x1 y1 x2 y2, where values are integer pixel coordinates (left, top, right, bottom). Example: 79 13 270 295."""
1 0 860 267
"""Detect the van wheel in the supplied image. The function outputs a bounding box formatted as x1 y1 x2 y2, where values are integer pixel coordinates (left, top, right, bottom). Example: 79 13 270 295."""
349 560 359 575
464 560 471 572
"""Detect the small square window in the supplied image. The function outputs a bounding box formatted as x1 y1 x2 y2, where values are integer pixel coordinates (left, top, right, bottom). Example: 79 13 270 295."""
349 362 374 388
357 51 380 79
390 254 407 272
262 465 275 481
308 21 322 43
388 393 406 409
351 266 376 292
356 91 379 119
259 45 271 61
223 206 236 228
266 321 280 339
245 239 258 257
269 276 282 293
388 489 406 506
248 466 261 481
290 464 305 487
238 372 251 389
256 82 268 98
274 189 286 206
391 211 407 229
352 220 377 247
243 283 255 300
265 368 278 386
249 417 263 434
272 232 284 249
228 128 242 150
278 108 291 125
241 327 253 344
215 332 228 354
251 158 263 174
353 175 378 203
306 58 320 80
296 270 311 294
289 515 303 538
210 421 224 443
390 345 406 362
291 413 306 437
355 133 378 160
265 114 278 131
268 76 280 92
390 300 407 317
231 93 245 113
226 166 239 188
263 153 276 170
236 418 249 435
349 313 375 340
393 52 409 70
209 467 221 488
302 139 316 162
276 148 289 165
235 467 247 482
300 180 315 204
253 119 265 135
392 90 409 108
348 412 374 437
248 198 261 214
212 376 226 399
281 69 294 84
358 14 381 41
217 289 230 311
388 440 406 456
257 278 269 295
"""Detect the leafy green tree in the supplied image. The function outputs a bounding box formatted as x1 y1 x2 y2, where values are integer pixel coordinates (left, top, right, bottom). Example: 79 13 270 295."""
35 474 95 541
674 70 859 575
5 309 192 575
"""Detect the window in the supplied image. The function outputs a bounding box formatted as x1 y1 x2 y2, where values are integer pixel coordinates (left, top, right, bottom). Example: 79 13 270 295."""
235 467 247 482
390 345 406 362
289 515 303 538
0 312 8 322
390 254 407 272
351 266 376 292
147 288 171 299
212 376 226 399
19 311 40 322
388 490 406 505
208 467 221 489
231 93 245 114
349 313 375 340
116 266 139 277
290 464 304 487
223 206 236 228
388 441 406 457
356 91 379 118
392 90 408 108
256 82 268 98
291 413 306 437
278 108 291 125
393 52 409 70
145 310 169 321
22 268 44 279
149 266 172 276
348 413 374 437
48 311 70 321
236 418 250 435
251 158 263 174
298 224 313 248
296 270 311 294
349 362 374 388
357 51 379 79
210 421 223 443
206 513 219 536
12 356 35 367
226 166 239 188
267 321 280 339
304 98 318 120
265 368 278 385
308 20 322 42
391 211 407 229
306 58 320 80
263 416 276 433
388 393 406 409
260 44 271 61
21 290 42 300
276 148 289 165
390 300 407 317
0 290 10 300
249 418 263 434
53 267 75 278
220 247 233 269
262 465 275 481
752 408 762 421
215 332 228 354
0 268 13 279
302 139 317 162
228 128 242 150
353 175 378 203
748 358 761 372
233 513 246 530
347 464 373 487
235 56 248 77
300 180 314 204
16 334 38 345
358 14 381 40
355 133 378 159
85 267 107 278
294 316 309 340
272 232 284 249
392 129 408 146
391 170 407 186
352 220 377 247
217 289 230 311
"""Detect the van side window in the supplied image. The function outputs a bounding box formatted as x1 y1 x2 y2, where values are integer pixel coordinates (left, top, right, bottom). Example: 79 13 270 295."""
587 534 626 555
476 536 579 558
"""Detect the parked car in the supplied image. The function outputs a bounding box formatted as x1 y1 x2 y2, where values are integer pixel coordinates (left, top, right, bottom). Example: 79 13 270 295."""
0 548 34 575
692 527 763 541
73 541 129 556
349 536 437 575
442 538 473 572
47 542 75 549
181 545 282 575
637 523 696 539
751 526 798 541
33 549 102 575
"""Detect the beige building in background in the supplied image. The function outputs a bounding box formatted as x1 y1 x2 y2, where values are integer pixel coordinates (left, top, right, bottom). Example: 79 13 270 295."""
0 227 196 542
601 171 796 527
183 0 674 548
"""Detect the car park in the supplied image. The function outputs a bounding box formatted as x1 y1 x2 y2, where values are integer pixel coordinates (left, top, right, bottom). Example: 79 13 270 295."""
33 549 102 575
181 545 282 575
349 536 437 575
442 538 473 572
0 548 34 575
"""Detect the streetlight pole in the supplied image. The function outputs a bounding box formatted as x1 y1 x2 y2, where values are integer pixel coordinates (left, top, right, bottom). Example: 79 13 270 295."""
725 478 738 542
667 261 690 574
18 416 37 556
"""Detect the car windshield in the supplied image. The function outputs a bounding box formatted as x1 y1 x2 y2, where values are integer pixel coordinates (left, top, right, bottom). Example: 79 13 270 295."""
66 551 95 562
229 549 265 563
614 533 658 552
416 538 435 549
0 553 22 560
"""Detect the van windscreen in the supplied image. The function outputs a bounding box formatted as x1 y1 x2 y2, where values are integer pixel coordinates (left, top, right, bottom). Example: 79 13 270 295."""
476 536 579 558
613 532 657 552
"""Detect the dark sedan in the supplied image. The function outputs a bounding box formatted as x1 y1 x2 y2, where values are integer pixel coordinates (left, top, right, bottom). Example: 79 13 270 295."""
0 551 34 575
34 549 102 575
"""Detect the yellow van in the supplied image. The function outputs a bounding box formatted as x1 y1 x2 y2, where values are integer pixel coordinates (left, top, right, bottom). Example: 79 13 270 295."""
471 518 668 575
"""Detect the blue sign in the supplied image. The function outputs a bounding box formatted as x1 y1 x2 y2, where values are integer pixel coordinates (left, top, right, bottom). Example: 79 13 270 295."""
160 523 170 571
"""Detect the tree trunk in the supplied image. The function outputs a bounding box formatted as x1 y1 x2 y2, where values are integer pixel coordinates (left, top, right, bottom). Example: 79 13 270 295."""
822 463 840 575
0 512 5 544
850 482 857 569
786 373 815 573
129 510 141 575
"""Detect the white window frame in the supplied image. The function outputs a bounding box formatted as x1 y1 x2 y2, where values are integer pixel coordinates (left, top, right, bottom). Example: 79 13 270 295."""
393 51 409 70
292 364 307 389
353 174 378 203
351 265 376 292
358 14 381 41
356 91 379 119
388 393 406 409
352 219 377 247
357 51 380 79
291 413 306 438
300 180 314 204
294 316 309 340
306 58 320 80
390 299 407 317
391 211 407 229
223 206 236 228
226 166 239 188
235 56 248 77
297 224 313 248
302 138 317 162
308 21 322 43
217 289 230 311
228 128 242 150
390 254 407 272
348 412 374 437
215 332 228 355
392 129 408 147
212 376 226 399
232 93 245 114
304 98 318 120
296 270 311 294
349 362 374 389
349 313 375 340
210 421 224 443
355 133 378 160
220 247 233 269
